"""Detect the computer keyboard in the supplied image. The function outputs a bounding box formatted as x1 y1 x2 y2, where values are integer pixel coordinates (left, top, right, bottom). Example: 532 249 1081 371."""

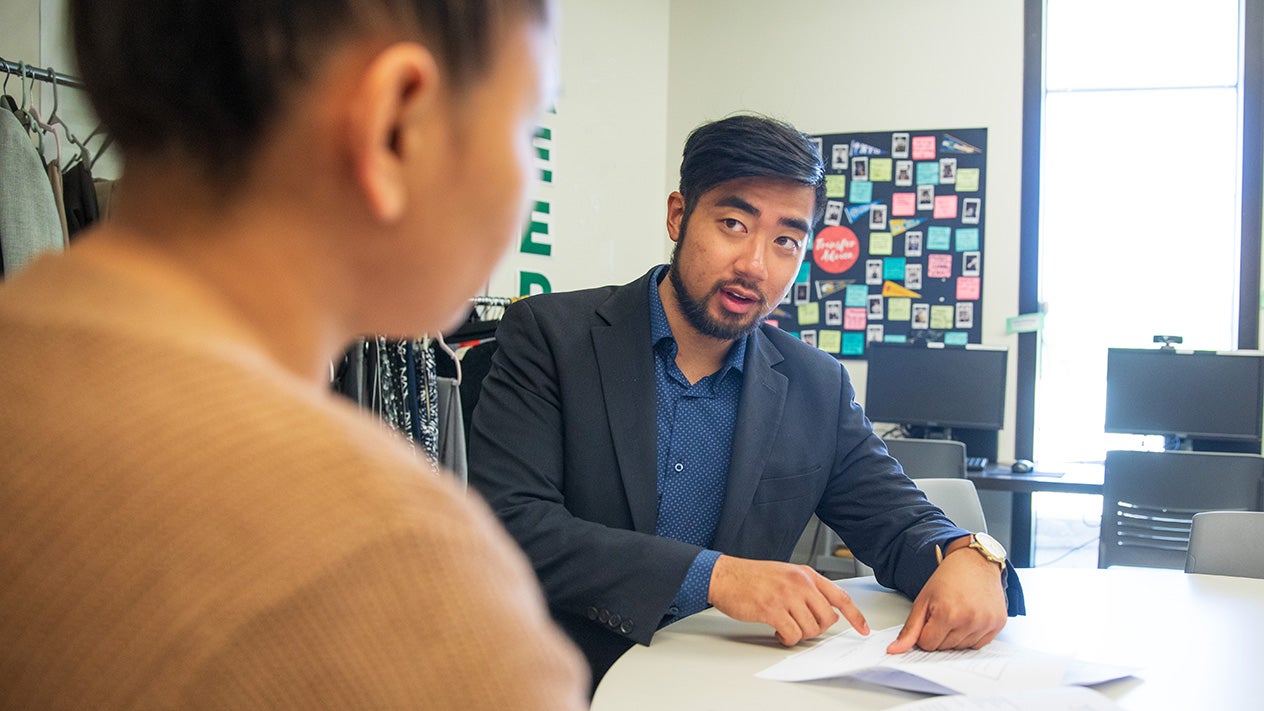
966 456 989 472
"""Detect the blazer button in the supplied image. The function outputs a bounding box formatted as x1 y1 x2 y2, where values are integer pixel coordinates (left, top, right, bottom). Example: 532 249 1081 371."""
586 607 598 621
598 609 610 623
608 614 622 628
620 619 635 634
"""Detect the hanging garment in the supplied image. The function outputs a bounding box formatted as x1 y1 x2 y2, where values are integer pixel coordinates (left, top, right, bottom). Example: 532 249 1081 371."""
62 160 99 238
332 338 440 470
46 161 70 246
436 376 467 487
0 108 64 276
94 178 120 221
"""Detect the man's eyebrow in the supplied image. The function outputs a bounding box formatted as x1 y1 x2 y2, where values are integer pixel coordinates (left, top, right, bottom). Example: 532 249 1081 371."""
714 194 810 234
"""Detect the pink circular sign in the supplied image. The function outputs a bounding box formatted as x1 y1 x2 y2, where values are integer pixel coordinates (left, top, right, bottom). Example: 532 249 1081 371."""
813 226 860 274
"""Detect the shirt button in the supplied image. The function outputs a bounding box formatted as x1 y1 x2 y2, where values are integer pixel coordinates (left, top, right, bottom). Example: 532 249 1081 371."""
674 462 684 472
668 606 680 616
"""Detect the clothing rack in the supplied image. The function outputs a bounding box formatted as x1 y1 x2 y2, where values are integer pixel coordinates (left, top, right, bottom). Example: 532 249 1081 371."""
0 58 86 90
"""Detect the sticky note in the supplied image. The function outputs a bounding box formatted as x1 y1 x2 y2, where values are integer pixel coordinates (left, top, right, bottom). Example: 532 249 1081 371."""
933 195 958 220
916 162 940 186
955 168 980 192
797 262 812 284
945 331 969 346
849 180 873 204
845 284 869 307
818 330 842 354
955 228 980 252
887 297 912 321
956 276 981 300
869 158 893 182
869 232 893 256
883 257 906 281
927 226 952 250
892 193 916 217
884 334 908 343
826 175 847 198
928 253 954 278
930 305 954 329
844 307 867 330
912 135 937 160
797 302 820 325
842 332 865 356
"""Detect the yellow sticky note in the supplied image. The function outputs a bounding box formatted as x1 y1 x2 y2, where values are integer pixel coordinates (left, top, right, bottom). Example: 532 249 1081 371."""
887 297 912 321
798 302 821 325
869 158 893 182
930 305 954 329
818 330 842 353
826 175 847 198
955 168 980 192
869 232 893 256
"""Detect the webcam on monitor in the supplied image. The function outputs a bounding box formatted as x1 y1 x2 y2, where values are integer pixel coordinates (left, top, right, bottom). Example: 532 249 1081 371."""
1153 335 1183 350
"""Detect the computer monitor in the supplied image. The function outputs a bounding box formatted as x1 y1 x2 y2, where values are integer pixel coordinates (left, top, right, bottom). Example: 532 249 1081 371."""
864 343 1008 432
1104 348 1264 446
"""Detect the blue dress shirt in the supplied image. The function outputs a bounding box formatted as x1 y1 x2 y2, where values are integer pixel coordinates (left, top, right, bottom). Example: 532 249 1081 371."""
648 266 746 625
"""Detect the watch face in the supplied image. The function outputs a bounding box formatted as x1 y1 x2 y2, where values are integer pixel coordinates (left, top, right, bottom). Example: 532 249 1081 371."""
975 533 1006 560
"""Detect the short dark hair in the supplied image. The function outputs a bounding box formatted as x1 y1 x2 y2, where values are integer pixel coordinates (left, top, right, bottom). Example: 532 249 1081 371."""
70 0 550 184
678 114 827 229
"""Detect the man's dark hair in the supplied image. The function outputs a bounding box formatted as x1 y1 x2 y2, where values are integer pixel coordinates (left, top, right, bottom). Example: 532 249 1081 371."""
69 0 550 184
678 114 827 231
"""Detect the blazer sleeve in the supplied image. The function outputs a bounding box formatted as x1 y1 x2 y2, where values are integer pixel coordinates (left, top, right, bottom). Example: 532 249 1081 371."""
814 365 1025 614
467 299 701 646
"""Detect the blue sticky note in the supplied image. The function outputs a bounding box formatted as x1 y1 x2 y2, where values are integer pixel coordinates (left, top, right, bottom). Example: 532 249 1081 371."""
842 332 865 356
883 257 907 281
956 228 980 252
845 284 869 307
916 162 940 186
927 226 952 250
797 262 812 284
884 334 908 343
945 332 970 346
849 180 873 204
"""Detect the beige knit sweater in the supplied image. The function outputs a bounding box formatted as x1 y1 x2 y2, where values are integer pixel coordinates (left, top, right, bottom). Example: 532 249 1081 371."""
0 249 587 709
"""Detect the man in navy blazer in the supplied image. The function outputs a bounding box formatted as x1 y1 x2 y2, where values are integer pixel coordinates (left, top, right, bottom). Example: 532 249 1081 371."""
468 114 1023 687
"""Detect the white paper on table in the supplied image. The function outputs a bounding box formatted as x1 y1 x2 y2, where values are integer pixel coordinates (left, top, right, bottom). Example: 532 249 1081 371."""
756 626 1134 696
886 685 1126 710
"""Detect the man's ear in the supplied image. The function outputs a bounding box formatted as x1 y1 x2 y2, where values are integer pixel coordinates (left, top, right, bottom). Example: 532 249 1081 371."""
345 43 441 223
666 191 686 243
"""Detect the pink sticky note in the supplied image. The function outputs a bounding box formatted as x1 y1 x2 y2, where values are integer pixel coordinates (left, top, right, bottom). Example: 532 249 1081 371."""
844 307 868 330
928 254 953 278
956 276 981 300
892 192 916 217
933 195 958 219
911 136 936 160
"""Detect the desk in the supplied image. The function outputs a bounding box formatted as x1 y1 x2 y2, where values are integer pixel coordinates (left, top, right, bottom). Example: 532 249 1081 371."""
968 463 1103 567
592 567 1264 710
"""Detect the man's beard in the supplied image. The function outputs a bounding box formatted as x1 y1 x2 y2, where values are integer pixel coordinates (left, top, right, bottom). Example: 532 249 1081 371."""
668 238 770 341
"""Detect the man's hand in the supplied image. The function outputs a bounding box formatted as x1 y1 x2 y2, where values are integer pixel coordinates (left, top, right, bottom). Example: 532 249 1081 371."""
887 536 1007 654
708 555 870 646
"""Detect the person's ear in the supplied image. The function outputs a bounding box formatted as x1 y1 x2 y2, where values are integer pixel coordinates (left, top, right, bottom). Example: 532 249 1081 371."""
666 191 686 243
345 42 441 223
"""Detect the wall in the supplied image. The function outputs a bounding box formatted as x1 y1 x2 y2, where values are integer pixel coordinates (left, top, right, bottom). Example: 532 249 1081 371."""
667 0 1025 461
484 0 672 297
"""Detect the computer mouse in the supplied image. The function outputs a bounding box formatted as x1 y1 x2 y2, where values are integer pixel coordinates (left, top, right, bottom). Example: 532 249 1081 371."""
1011 459 1035 474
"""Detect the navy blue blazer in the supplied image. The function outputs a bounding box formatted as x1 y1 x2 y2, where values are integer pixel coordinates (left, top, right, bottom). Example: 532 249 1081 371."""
468 267 1023 679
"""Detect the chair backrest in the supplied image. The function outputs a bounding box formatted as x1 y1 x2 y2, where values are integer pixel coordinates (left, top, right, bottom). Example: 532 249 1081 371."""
1185 511 1264 578
884 438 967 479
916 478 988 533
1100 450 1264 570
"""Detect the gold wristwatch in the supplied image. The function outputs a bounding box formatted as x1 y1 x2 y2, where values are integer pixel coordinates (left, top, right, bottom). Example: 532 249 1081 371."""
967 532 1007 567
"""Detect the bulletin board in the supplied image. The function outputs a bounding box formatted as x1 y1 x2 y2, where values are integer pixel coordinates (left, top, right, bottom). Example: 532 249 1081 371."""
768 128 988 359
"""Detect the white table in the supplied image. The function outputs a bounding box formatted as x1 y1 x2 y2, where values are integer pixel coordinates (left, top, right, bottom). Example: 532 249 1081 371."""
592 567 1264 710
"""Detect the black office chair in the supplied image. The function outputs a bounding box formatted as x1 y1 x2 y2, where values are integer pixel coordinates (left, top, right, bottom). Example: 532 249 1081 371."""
1099 450 1264 570
883 438 968 479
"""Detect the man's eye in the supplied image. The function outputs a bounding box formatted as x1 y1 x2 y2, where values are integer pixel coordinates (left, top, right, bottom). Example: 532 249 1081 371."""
776 236 802 252
722 218 746 231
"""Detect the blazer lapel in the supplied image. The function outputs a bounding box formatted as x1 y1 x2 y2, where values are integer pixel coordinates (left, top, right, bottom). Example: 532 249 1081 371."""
711 328 788 550
592 269 660 535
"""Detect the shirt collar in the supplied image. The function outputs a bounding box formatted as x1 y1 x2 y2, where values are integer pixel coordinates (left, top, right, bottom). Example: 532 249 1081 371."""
648 265 747 375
